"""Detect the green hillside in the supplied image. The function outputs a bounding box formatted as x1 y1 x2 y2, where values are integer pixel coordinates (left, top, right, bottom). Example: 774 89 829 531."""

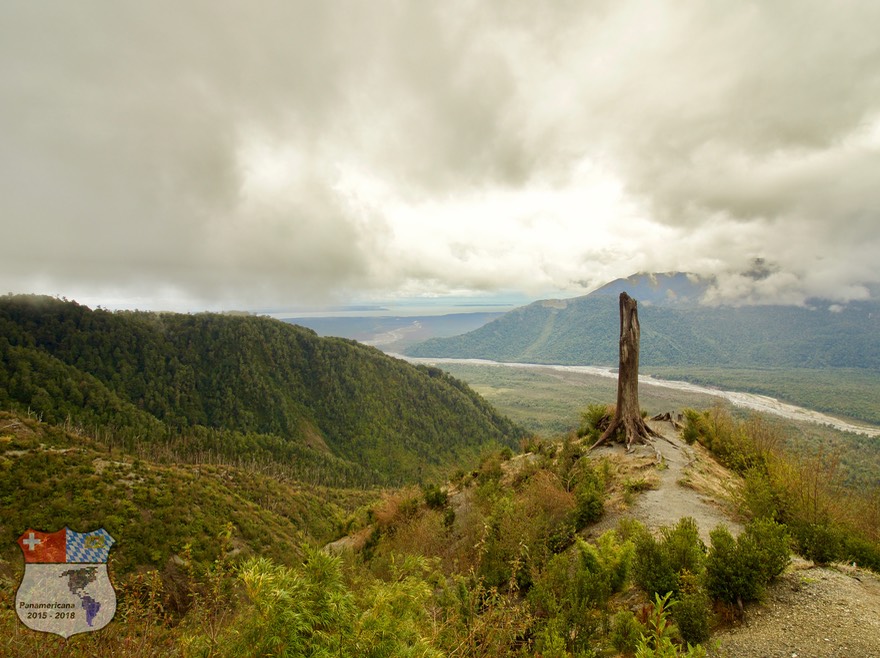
0 412 370 574
0 295 525 485
407 295 880 371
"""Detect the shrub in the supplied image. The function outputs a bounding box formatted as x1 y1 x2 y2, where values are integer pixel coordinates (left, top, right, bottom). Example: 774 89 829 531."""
557 435 584 480
595 530 634 593
578 403 612 440
521 435 551 455
633 518 705 598
673 573 711 646
661 517 706 577
683 406 769 475
633 532 678 598
571 460 606 528
705 526 745 605
422 483 448 510
528 537 624 653
534 619 571 658
624 477 653 493
681 409 708 446
840 533 880 572
740 518 791 581
477 453 504 484
611 610 644 656
791 520 841 566
705 520 789 605
574 481 605 528
373 488 421 532
740 466 779 521
635 592 707 658
218 552 353 657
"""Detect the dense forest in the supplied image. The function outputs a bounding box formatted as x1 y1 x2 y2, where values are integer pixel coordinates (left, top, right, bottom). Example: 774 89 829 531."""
0 295 525 485
406 295 880 371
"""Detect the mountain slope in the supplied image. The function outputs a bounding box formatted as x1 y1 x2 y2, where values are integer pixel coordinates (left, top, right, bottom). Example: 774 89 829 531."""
406 276 880 371
0 411 377 579
0 295 525 484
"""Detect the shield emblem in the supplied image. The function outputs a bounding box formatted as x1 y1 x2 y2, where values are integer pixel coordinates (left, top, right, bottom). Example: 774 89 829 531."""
15 527 117 638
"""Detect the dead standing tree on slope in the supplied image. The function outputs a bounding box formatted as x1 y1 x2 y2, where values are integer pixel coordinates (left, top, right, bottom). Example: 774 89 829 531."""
590 292 658 451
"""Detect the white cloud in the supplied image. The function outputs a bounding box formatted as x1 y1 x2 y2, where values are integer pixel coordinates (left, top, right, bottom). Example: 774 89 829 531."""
1 1 879 308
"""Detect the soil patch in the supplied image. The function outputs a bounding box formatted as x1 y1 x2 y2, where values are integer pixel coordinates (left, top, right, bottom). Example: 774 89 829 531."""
587 419 743 541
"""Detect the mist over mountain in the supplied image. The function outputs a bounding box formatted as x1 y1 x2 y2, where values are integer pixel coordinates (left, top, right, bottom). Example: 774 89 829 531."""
586 272 712 307
405 273 880 370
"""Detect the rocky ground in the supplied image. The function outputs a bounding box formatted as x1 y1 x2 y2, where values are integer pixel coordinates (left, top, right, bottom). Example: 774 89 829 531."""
709 559 880 657
588 419 743 543
593 420 880 657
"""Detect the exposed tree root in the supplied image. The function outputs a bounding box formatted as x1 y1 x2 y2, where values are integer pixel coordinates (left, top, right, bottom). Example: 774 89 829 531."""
589 414 659 452
650 411 684 431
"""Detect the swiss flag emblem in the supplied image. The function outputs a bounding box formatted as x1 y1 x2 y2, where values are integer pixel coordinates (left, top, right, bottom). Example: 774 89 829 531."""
17 528 67 563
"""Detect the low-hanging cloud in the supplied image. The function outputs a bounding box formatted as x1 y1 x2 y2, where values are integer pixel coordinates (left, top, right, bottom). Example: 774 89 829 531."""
2 1 879 309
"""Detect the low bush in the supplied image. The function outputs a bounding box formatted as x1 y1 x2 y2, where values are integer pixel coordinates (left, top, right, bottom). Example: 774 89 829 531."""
577 403 612 441
661 517 706 578
635 592 707 658
422 483 448 509
740 466 779 521
633 518 705 598
673 572 711 646
633 531 679 598
529 534 632 655
610 610 644 656
681 406 769 474
705 520 790 605
570 458 606 529
840 533 880 572
790 520 841 566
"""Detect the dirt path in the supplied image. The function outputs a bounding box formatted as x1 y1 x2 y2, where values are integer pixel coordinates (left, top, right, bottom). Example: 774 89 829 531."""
588 419 743 542
586 420 880 657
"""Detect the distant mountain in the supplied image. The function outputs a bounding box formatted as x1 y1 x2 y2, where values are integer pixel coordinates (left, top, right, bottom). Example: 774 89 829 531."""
588 272 711 306
284 312 505 352
0 295 525 484
405 273 880 370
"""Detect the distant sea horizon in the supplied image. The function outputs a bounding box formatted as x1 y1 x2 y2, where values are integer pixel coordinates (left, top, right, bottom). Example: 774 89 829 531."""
262 295 536 319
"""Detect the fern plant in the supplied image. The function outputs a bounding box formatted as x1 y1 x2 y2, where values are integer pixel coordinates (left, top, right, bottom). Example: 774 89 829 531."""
635 593 706 658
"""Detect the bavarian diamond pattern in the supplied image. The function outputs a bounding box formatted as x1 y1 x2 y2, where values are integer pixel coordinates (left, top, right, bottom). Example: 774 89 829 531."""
65 528 114 563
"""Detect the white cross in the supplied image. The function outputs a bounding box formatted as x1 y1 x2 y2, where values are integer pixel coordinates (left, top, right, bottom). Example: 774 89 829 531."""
23 532 41 550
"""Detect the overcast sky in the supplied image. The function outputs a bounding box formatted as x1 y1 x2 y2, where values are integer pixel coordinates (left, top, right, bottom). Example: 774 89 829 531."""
2 1 879 311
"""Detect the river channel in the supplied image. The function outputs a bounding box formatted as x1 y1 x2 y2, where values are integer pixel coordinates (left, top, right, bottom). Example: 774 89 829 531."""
394 356 880 438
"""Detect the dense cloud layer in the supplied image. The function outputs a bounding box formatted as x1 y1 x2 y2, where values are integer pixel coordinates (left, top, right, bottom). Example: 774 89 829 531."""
2 1 879 309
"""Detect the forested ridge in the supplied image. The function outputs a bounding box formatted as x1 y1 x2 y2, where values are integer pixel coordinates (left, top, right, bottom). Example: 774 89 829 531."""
0 295 524 485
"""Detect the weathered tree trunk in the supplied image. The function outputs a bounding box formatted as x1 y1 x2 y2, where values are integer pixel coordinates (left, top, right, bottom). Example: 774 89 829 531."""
590 292 658 451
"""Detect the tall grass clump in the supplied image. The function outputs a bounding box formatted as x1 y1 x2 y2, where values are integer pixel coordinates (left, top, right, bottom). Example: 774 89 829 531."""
682 406 880 572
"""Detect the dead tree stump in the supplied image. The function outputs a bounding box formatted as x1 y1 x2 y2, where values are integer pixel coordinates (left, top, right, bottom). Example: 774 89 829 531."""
590 292 658 451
